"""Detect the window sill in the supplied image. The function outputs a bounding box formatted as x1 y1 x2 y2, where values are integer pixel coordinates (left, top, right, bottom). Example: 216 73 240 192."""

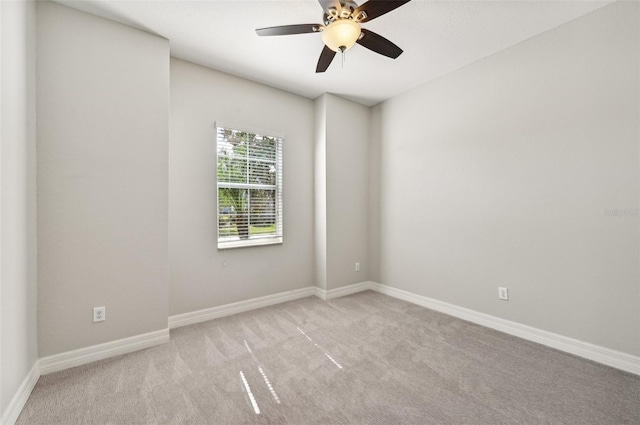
218 237 283 250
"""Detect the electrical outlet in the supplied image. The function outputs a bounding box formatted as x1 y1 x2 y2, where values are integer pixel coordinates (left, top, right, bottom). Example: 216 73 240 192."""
355 262 361 272
498 287 509 301
93 306 106 322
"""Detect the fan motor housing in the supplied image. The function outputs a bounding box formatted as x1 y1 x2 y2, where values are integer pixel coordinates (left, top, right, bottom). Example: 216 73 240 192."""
323 0 360 25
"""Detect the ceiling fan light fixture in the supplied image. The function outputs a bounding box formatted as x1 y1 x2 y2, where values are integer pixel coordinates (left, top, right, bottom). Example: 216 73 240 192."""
321 19 361 52
255 0 411 72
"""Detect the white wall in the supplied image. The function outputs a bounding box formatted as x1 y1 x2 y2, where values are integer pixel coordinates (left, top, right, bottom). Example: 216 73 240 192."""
37 2 170 357
324 94 370 289
373 1 639 356
0 0 38 415
169 58 315 316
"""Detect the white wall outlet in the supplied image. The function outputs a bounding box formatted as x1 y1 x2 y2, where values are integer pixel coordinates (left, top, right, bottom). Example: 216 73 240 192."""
498 287 509 301
93 306 106 322
355 262 361 272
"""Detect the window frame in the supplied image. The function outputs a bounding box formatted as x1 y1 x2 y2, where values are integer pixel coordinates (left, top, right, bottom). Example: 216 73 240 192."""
215 123 284 249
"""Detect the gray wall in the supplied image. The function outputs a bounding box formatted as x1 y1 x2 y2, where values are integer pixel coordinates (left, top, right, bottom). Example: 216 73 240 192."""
368 105 381 283
372 1 639 356
314 95 328 291
37 2 170 357
324 94 370 289
0 0 38 415
314 94 371 291
169 58 315 316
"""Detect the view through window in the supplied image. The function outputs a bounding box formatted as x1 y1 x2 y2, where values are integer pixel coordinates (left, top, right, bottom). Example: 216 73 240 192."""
216 125 283 248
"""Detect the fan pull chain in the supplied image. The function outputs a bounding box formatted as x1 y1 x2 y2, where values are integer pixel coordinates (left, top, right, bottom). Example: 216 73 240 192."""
341 50 345 68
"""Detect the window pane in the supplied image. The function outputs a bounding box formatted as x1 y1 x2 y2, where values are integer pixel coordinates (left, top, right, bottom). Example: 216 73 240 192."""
249 189 276 237
217 188 277 239
218 156 247 184
218 188 247 238
248 160 276 186
248 136 277 161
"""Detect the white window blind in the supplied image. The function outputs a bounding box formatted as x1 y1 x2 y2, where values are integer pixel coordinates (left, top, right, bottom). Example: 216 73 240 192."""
216 125 283 249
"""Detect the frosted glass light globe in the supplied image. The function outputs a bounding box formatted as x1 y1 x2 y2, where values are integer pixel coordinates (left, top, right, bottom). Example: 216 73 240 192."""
321 19 361 52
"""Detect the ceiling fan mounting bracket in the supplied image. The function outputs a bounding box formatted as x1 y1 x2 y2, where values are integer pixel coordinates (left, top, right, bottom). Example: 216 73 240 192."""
324 0 359 25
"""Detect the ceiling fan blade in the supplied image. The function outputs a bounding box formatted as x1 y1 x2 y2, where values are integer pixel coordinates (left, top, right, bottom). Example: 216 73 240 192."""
353 0 411 23
357 28 403 59
256 24 322 36
316 45 336 73
318 0 342 16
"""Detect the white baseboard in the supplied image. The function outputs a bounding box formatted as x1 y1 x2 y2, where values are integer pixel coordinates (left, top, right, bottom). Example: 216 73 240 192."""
35 280 637 376
39 328 170 375
169 283 373 328
0 361 40 425
169 287 316 329
370 282 640 376
314 281 373 301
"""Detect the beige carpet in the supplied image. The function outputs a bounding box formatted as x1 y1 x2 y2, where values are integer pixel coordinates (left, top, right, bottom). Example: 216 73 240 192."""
17 291 640 424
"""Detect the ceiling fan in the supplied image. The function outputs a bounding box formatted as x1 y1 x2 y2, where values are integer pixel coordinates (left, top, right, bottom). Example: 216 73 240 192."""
256 0 411 73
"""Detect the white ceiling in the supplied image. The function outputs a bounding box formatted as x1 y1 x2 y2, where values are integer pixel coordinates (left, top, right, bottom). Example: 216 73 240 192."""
54 0 613 106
